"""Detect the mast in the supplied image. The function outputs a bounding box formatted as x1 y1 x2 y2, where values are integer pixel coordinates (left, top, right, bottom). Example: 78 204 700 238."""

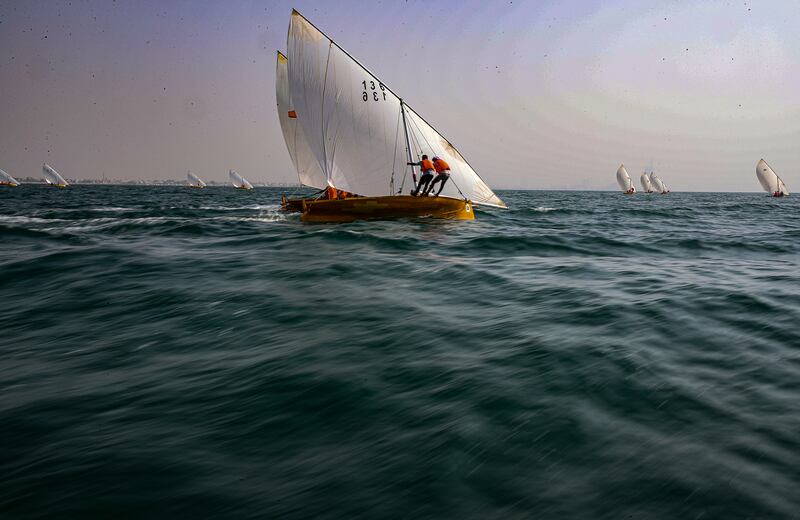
400 100 416 191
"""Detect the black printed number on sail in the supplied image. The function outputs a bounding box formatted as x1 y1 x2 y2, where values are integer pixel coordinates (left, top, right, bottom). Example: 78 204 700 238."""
362 80 387 102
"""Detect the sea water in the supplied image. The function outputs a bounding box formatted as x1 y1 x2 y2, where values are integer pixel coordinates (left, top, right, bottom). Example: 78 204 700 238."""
1 186 798 518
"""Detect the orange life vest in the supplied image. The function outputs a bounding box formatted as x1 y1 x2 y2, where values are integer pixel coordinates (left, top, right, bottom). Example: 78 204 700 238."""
326 186 338 200
420 158 434 172
433 158 450 173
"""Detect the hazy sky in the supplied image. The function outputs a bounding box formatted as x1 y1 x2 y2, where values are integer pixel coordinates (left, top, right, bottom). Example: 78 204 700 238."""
1 0 799 190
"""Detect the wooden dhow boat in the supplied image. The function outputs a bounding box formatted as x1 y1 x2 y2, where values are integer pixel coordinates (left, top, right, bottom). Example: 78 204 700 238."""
281 11 506 222
756 159 789 197
229 170 254 190
187 171 206 189
43 163 69 188
616 164 635 194
0 168 20 187
648 171 670 195
640 171 654 193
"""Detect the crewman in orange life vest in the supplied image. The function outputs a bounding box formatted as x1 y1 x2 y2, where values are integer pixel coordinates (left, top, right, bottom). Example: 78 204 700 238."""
424 156 451 196
408 154 435 196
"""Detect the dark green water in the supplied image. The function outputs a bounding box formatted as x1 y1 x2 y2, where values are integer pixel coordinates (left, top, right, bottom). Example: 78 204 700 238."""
1 186 799 519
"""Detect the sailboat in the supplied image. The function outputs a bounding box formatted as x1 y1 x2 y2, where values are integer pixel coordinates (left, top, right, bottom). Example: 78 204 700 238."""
229 170 254 190
43 163 69 188
616 164 635 194
648 172 670 194
640 171 653 193
756 159 789 197
187 171 206 189
285 10 506 222
0 168 20 187
276 51 328 211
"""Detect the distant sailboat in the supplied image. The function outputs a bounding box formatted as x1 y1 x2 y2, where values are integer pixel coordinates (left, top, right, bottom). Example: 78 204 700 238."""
640 171 653 193
229 170 254 190
187 171 206 188
648 172 670 194
756 159 789 197
0 168 20 187
616 164 635 194
286 10 505 222
43 163 68 188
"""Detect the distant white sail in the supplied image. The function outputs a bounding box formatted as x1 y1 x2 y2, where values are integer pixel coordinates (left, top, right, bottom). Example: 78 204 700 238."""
756 159 789 196
616 164 634 193
287 10 506 208
229 170 254 190
276 51 327 190
43 163 68 186
649 172 666 193
187 171 206 188
640 172 653 193
0 168 20 186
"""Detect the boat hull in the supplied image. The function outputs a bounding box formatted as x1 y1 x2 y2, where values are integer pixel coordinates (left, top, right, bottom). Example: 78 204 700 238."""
301 195 474 223
281 195 307 212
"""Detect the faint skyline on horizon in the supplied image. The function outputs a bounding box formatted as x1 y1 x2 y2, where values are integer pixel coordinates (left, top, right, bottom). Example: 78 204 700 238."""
1 0 799 191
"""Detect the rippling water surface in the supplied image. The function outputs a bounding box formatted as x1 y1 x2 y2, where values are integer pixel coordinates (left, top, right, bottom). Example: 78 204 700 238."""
1 186 799 519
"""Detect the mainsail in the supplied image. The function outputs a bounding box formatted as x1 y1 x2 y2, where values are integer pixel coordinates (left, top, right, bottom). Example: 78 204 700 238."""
650 172 664 193
286 10 506 208
276 51 327 190
43 163 68 186
756 159 790 196
229 170 254 190
616 164 634 192
0 168 20 186
649 172 667 193
187 171 206 188
640 172 653 192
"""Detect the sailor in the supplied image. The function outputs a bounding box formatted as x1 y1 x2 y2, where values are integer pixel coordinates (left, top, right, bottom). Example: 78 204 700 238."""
408 155 435 196
425 156 451 196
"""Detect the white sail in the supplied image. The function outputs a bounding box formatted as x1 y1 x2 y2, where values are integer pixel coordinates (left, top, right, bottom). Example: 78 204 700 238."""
756 159 789 196
402 105 506 207
276 51 327 190
187 171 206 187
229 170 254 190
287 10 506 208
640 172 653 192
616 164 634 193
649 172 666 193
43 163 68 186
0 168 20 186
778 178 789 196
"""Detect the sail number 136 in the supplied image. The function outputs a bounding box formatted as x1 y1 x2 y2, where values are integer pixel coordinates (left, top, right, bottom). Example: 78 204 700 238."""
362 80 387 102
